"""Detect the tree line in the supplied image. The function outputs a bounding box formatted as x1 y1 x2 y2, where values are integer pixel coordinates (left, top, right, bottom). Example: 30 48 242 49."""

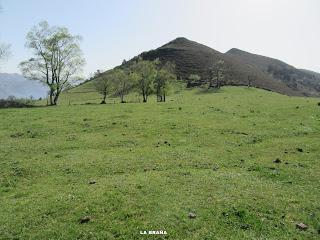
186 60 226 89
93 58 176 104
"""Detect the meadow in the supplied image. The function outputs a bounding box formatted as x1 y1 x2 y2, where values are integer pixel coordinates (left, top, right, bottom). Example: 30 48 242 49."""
0 86 319 239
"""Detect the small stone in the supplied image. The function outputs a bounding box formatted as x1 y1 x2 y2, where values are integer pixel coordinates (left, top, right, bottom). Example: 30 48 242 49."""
240 224 250 230
188 212 196 219
212 165 219 171
79 216 92 224
296 222 308 230
89 180 96 185
273 158 281 163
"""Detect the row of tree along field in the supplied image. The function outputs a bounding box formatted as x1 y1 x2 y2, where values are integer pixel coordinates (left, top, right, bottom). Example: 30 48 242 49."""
17 21 226 106
93 59 176 104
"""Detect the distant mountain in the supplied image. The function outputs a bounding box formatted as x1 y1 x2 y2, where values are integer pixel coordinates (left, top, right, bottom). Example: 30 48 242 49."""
226 48 320 96
0 73 48 99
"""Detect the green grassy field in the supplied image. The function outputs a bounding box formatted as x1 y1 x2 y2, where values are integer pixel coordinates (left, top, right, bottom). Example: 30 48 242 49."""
0 86 319 239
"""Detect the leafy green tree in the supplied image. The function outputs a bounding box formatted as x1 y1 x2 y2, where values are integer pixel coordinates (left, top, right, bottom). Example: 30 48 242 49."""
113 69 134 103
208 60 225 89
187 74 201 88
19 21 85 105
154 62 176 102
130 58 158 102
93 70 114 104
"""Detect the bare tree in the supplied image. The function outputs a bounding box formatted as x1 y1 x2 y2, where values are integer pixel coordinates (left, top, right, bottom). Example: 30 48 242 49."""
19 21 85 105
246 65 255 88
0 43 10 61
0 5 11 62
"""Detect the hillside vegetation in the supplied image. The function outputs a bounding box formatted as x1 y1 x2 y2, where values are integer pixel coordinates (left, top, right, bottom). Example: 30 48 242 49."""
1 87 319 239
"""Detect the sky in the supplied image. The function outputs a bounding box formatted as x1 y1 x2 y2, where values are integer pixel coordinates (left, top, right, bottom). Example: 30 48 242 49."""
0 0 319 78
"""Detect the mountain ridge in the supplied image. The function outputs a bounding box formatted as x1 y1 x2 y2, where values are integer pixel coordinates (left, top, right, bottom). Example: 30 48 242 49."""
0 73 48 99
226 47 320 96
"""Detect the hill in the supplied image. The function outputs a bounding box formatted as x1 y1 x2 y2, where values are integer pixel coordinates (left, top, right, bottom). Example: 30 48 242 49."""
226 48 320 96
73 37 320 98
129 37 297 96
1 87 319 239
0 73 48 99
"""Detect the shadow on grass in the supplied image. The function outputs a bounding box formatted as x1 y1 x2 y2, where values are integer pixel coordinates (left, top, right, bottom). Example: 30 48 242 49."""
194 87 223 95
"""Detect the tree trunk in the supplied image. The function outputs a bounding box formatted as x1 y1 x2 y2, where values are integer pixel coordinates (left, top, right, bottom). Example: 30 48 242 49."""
216 73 219 89
163 92 166 102
101 91 107 104
143 94 147 102
53 91 60 105
121 82 126 103
121 93 125 103
49 89 55 105
208 79 214 88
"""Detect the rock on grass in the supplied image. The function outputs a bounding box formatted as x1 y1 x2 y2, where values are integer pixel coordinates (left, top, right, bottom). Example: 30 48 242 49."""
79 216 93 224
273 158 281 163
296 148 303 152
188 212 196 219
296 222 308 230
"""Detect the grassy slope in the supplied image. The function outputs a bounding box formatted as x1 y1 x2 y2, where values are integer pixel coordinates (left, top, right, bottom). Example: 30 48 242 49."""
0 87 320 239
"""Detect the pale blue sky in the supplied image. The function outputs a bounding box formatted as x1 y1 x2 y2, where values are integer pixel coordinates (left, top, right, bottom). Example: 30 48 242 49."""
1 0 319 77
